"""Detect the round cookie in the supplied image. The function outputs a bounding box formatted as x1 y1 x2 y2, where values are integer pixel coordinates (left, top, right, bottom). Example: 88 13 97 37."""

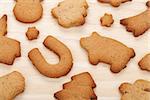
13 0 43 23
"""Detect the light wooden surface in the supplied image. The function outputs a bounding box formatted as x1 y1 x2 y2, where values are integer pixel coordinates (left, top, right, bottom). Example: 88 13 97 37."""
0 0 149 100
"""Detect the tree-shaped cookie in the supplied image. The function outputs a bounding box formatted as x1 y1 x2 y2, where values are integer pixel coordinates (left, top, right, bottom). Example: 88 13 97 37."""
80 32 135 73
13 0 43 23
54 72 97 100
51 0 88 28
119 79 150 100
98 0 132 7
121 1 150 37
0 71 25 100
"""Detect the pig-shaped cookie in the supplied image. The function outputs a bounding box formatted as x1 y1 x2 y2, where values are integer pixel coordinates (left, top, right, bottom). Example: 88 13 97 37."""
80 32 135 73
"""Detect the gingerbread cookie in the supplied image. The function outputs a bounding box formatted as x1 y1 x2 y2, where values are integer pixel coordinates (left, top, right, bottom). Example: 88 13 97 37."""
0 71 25 100
139 53 150 71
120 1 150 37
0 36 21 65
26 27 39 40
55 86 97 100
54 72 97 100
51 0 88 28
28 35 73 78
80 32 135 73
0 15 7 36
100 13 114 27
98 0 132 7
13 0 43 23
63 72 96 89
119 79 150 100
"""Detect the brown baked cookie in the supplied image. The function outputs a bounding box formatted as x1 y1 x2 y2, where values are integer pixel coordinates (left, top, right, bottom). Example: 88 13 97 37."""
119 79 150 100
0 15 7 36
13 0 43 23
28 35 73 78
139 54 150 71
0 36 21 65
80 32 135 73
147 1 150 7
100 13 114 27
63 72 96 89
26 27 39 40
55 86 97 100
51 0 88 28
54 72 97 100
120 1 150 37
0 71 25 100
98 0 132 7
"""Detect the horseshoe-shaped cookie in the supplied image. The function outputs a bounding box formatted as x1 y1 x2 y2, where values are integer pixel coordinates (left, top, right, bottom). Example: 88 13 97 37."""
13 0 43 23
28 35 73 78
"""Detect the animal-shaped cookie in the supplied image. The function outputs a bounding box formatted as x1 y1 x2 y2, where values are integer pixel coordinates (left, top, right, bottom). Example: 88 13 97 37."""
28 35 73 78
120 1 150 37
13 0 43 23
54 72 97 100
80 32 135 73
119 79 150 100
51 0 88 28
98 0 132 7
0 15 7 36
0 36 21 65
139 53 150 71
0 71 25 100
